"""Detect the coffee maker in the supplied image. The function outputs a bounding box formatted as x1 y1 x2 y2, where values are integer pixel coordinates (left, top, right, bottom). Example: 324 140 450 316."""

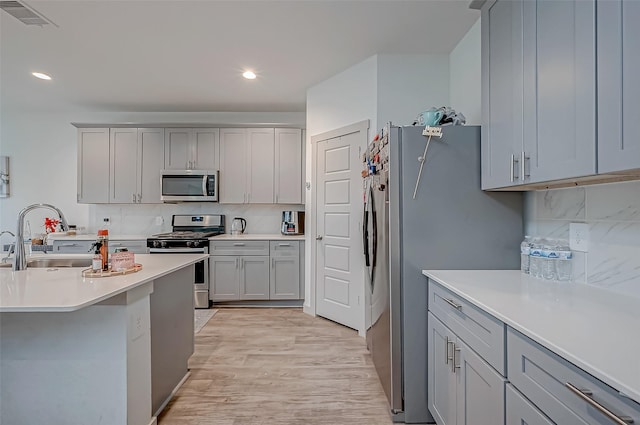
281 211 305 235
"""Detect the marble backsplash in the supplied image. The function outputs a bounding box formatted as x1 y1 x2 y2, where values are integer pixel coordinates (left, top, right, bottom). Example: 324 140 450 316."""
525 180 640 298
87 203 304 236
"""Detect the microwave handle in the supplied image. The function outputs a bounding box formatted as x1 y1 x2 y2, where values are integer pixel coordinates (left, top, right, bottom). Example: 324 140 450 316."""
202 175 208 196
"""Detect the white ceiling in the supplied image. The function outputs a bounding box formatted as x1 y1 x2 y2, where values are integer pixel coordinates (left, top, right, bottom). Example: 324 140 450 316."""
1 0 479 113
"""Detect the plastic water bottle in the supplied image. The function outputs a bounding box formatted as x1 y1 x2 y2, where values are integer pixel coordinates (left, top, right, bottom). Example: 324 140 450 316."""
541 239 559 281
529 238 543 278
556 240 573 282
520 236 532 274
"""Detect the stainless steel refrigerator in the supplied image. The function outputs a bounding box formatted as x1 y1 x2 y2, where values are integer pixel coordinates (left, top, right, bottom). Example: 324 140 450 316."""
363 124 523 423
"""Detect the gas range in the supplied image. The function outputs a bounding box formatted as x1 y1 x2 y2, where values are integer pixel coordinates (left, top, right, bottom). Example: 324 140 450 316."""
146 215 225 250
147 214 225 309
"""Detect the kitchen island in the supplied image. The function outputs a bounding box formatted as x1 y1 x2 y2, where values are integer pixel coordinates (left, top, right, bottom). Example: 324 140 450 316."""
0 253 207 425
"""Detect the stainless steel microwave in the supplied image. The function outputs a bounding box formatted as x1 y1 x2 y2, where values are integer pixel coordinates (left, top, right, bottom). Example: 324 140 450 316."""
160 170 218 202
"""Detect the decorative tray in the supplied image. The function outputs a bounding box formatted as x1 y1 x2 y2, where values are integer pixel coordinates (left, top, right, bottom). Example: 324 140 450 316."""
82 263 142 278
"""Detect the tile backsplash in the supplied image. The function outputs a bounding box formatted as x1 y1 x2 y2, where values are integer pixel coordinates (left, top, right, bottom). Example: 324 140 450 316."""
525 180 640 298
88 204 304 236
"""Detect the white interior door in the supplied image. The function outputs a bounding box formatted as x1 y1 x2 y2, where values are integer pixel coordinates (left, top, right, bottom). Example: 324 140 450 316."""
315 132 363 331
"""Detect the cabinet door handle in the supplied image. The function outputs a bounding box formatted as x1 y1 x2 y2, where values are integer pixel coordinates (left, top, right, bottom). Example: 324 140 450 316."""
235 258 239 269
241 259 244 269
452 345 461 373
444 298 462 311
132 193 136 203
510 154 520 182
445 336 453 365
565 383 634 425
137 194 142 203
271 258 275 268
521 151 530 180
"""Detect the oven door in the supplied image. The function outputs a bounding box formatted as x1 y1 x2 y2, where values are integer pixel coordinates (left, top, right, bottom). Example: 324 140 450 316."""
160 170 218 202
148 247 210 309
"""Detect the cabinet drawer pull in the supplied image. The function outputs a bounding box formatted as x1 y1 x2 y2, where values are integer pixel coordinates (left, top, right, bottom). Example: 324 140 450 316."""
444 298 462 311
565 383 634 425
233 243 245 246
278 243 291 247
60 243 79 247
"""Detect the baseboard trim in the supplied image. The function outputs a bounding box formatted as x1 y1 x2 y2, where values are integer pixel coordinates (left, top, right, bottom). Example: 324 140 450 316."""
153 371 192 418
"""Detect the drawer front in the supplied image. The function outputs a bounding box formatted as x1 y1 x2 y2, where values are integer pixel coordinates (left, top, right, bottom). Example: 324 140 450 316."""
506 384 554 425
110 240 147 254
209 240 269 256
269 240 300 257
429 280 505 374
507 327 640 425
52 240 94 253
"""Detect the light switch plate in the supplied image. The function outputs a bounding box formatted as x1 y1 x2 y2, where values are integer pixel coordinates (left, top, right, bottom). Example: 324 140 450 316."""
570 223 589 252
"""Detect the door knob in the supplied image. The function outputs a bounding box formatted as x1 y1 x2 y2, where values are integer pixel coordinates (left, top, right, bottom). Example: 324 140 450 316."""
316 235 323 240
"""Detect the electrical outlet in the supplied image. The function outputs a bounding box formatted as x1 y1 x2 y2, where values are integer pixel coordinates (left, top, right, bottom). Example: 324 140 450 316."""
570 223 589 252
102 217 110 225
155 216 164 226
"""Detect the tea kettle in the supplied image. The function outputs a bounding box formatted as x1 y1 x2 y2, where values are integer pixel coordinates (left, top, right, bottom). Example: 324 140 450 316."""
231 217 246 235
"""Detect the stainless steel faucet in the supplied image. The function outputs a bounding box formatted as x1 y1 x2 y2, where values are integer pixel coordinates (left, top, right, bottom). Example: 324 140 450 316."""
13 204 69 271
0 230 15 263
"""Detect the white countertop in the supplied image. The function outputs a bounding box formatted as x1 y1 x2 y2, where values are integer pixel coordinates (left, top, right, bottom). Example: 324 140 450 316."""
47 234 148 241
0 253 207 313
422 270 640 404
210 233 305 241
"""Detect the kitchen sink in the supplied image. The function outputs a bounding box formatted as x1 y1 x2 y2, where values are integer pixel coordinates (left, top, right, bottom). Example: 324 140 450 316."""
0 258 93 268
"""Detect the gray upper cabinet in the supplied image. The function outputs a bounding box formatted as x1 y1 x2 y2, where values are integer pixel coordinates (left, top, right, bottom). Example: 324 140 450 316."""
219 128 248 204
481 0 525 190
164 128 219 170
481 0 597 189
275 128 303 204
597 0 640 173
109 128 164 204
78 128 110 203
109 128 138 203
522 0 596 183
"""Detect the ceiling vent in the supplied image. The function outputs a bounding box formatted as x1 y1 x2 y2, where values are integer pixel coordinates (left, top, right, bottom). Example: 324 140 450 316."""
0 1 55 26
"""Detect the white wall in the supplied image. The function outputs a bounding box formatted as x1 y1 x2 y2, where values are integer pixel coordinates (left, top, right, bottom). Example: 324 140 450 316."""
377 54 450 132
304 53 452 311
0 111 305 236
449 18 481 125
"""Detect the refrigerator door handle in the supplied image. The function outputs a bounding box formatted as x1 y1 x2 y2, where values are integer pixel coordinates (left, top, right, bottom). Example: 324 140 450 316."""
363 203 370 267
371 186 378 272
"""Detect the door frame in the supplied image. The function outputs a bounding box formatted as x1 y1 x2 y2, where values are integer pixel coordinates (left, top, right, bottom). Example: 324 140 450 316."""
306 120 369 335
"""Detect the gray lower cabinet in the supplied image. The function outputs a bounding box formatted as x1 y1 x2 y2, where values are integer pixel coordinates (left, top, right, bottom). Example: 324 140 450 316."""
428 311 506 425
209 256 240 300
269 241 300 300
508 327 640 425
210 255 269 301
210 239 303 301
239 256 270 299
597 0 640 174
506 384 554 425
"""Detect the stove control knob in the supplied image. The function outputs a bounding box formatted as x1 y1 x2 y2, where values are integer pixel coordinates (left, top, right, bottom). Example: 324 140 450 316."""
186 241 193 247
160 241 168 248
153 240 161 248
193 240 200 247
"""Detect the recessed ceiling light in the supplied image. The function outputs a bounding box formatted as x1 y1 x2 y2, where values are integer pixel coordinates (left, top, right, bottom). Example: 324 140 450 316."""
32 72 51 80
242 71 256 80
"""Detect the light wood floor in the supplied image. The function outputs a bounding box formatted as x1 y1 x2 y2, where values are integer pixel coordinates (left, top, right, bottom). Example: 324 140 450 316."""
158 308 395 425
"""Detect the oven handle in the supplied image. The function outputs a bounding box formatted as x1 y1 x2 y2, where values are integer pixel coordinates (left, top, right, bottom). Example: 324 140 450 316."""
149 248 207 254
